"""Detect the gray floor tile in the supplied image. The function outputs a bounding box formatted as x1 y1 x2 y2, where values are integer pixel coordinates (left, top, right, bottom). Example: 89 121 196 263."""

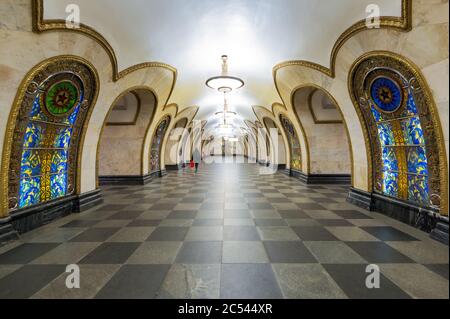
346 242 414 263
95 265 170 299
176 242 222 264
80 243 140 264
0 243 60 264
223 242 269 263
0 265 65 299
264 241 317 263
147 227 189 241
223 226 260 241
220 264 283 299
127 242 182 264
361 226 420 242
70 228 120 243
291 226 338 241
323 264 411 299
273 264 347 299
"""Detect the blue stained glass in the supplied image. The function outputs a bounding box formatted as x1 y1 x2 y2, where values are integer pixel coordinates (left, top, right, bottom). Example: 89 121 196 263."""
371 105 383 122
30 96 41 117
50 173 67 199
54 127 73 148
67 91 83 125
408 175 429 205
371 77 403 112
382 171 399 198
406 93 418 115
407 146 428 175
377 123 395 146
382 147 398 172
51 150 68 174
19 177 41 208
20 150 41 178
23 122 43 148
402 117 425 145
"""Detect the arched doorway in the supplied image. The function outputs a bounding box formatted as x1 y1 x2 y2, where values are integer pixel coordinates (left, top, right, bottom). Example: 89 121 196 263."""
164 118 189 170
98 89 157 185
262 118 287 170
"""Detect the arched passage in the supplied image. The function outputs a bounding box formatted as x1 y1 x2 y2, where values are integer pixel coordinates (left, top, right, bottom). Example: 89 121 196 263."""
262 118 287 169
97 88 157 185
164 118 189 170
292 86 352 184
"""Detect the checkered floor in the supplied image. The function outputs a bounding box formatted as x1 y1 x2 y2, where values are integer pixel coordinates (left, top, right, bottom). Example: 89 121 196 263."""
0 161 448 299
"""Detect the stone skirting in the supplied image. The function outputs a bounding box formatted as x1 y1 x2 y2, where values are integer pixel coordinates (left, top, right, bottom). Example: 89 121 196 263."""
1 189 103 243
347 188 449 245
99 170 166 186
288 169 352 185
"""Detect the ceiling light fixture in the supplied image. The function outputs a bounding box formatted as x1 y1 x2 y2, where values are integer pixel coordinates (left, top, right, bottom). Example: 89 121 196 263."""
215 93 237 118
206 55 244 93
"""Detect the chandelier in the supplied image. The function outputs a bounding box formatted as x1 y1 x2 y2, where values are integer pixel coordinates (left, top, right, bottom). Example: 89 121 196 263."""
215 93 237 118
206 55 244 93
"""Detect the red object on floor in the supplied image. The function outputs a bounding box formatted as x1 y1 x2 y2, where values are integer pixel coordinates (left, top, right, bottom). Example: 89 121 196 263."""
190 160 195 168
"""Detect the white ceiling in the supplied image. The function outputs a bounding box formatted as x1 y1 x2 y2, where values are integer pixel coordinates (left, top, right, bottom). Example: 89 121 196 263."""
44 0 402 131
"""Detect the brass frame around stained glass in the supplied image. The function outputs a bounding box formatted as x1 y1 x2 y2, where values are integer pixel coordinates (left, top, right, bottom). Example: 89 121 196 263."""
350 53 444 211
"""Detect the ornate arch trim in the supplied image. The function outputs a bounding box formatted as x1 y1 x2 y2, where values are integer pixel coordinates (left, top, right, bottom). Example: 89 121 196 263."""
0 55 100 218
348 51 448 216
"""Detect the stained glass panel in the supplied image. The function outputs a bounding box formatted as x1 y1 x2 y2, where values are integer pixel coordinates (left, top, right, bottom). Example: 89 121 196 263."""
382 171 399 198
19 177 41 208
407 146 428 176
377 123 395 146
51 150 68 174
382 147 398 172
408 175 429 205
402 117 425 145
50 174 67 199
20 150 41 178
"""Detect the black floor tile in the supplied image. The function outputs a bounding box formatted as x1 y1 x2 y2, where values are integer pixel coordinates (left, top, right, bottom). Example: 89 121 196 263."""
147 227 189 241
291 226 338 241
318 219 354 227
424 264 449 280
323 264 411 299
61 220 100 228
69 228 120 242
127 220 161 227
0 243 60 264
264 241 317 263
334 210 372 220
278 210 310 219
95 265 170 299
167 211 197 219
360 227 419 241
175 242 222 264
346 242 413 263
108 211 144 220
296 203 326 210
80 243 140 264
0 265 65 299
220 264 283 299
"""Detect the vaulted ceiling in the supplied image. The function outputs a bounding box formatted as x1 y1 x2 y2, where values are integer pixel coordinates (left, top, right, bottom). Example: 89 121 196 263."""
44 0 403 133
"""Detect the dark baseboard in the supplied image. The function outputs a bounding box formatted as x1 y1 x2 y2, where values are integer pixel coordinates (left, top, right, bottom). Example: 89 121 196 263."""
0 217 19 244
289 169 351 185
74 189 103 213
98 174 153 186
347 187 373 211
347 188 449 245
166 165 181 171
1 190 103 242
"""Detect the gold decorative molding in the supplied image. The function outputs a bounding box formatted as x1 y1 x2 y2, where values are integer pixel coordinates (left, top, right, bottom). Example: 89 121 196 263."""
308 89 344 125
0 55 100 218
32 0 177 83
290 84 354 185
348 51 449 216
272 0 412 79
